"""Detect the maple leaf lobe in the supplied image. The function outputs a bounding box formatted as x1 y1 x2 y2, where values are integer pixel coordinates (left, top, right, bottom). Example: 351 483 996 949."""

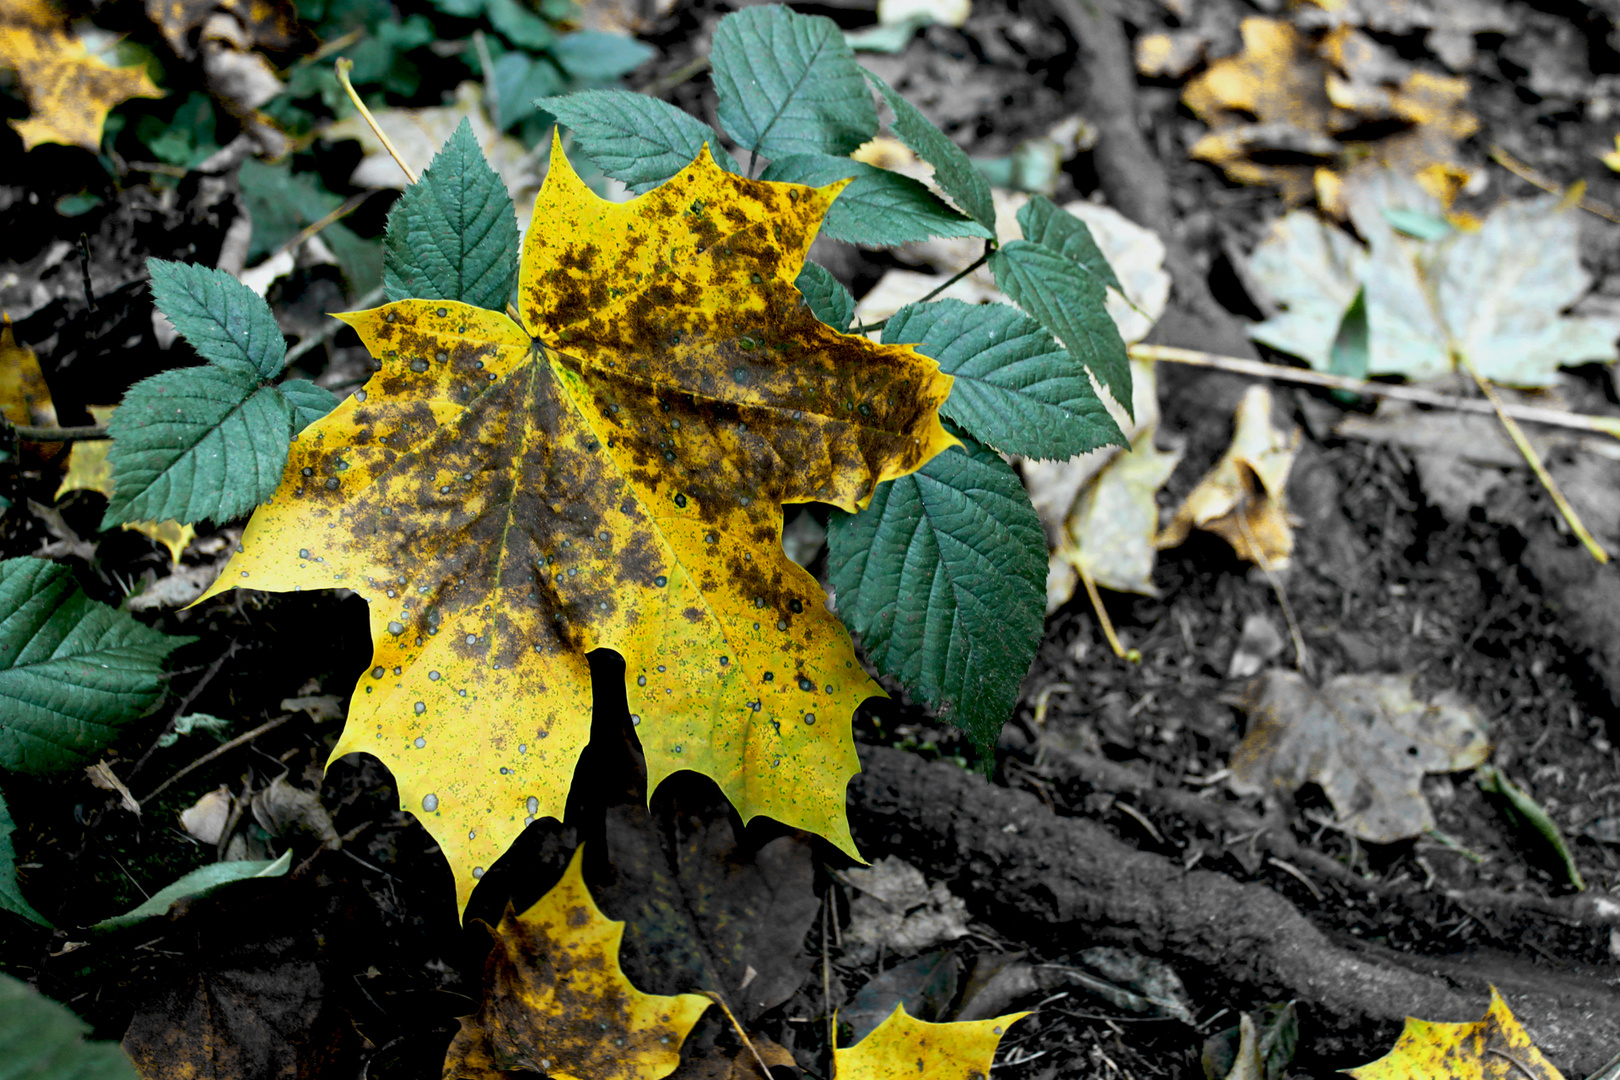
202 140 955 915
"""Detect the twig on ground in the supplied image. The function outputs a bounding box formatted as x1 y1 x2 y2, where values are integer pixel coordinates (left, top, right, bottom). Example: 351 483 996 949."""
139 715 291 805
1458 353 1609 563
1130 345 1620 441
702 992 776 1078
1488 143 1620 225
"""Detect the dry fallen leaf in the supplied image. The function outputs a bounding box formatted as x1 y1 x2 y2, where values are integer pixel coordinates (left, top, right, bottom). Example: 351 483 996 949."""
1183 17 1477 207
1297 0 1520 72
838 857 970 965
1229 670 1492 843
87 760 141 817
250 775 340 849
1250 169 1620 386
1157 385 1299 569
1345 986 1564 1080
0 0 164 151
180 785 234 846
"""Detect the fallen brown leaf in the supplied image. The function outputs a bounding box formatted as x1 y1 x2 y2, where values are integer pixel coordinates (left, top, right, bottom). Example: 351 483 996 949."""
1229 670 1492 842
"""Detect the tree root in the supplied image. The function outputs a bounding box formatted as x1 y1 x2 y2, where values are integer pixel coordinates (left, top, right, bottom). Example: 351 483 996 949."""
849 744 1620 1074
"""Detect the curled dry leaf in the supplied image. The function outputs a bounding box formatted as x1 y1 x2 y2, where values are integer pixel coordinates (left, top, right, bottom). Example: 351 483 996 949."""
1229 670 1492 843
1183 17 1477 207
1345 986 1564 1080
444 846 710 1080
1157 385 1299 569
250 775 340 849
87 760 141 817
180 785 234 846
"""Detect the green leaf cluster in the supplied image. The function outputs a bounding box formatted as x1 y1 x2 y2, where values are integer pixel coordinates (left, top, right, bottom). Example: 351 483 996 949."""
530 2 1138 763
103 259 339 528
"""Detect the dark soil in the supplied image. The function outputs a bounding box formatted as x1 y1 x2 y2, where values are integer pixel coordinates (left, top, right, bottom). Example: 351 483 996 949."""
4 0 1620 1076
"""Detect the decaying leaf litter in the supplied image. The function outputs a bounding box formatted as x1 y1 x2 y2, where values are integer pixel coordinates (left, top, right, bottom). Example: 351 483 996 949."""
6 0 1620 1075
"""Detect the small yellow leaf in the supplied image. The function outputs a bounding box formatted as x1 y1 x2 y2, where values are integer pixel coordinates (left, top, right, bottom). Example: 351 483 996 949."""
0 0 164 151
443 846 710 1080
834 1003 1026 1080
57 405 195 564
1345 986 1565 1080
1157 385 1298 568
1601 135 1620 173
0 317 57 429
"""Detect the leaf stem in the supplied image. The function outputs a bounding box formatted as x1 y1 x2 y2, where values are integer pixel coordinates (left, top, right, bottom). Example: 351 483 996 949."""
1077 562 1139 663
700 992 774 1078
334 57 418 185
852 247 993 336
1459 353 1610 563
1488 142 1620 225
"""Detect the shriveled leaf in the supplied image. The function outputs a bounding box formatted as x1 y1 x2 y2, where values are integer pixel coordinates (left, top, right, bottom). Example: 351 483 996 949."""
0 973 138 1079
540 89 740 194
147 259 287 379
760 154 990 246
711 5 877 160
92 851 292 933
884 300 1122 459
144 0 299 58
1229 670 1491 843
1345 987 1564 1080
0 557 192 775
1017 196 1122 294
1157 385 1298 567
838 857 969 965
795 262 855 331
383 118 519 312
0 0 163 151
597 794 819 1021
0 786 50 926
444 846 710 1080
990 241 1132 417
829 438 1046 762
866 72 995 235
198 137 955 913
835 1004 1026 1080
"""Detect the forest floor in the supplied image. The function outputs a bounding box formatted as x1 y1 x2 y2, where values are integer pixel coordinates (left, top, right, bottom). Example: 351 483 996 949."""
4 0 1620 1076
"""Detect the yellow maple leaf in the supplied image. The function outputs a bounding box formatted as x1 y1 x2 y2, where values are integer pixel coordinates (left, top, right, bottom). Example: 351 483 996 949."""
56 405 196 564
198 136 956 914
834 1003 1027 1080
443 846 711 1080
0 0 164 151
1345 986 1565 1080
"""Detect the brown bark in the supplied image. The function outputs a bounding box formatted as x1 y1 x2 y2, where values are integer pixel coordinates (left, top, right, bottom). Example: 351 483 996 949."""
849 744 1620 1073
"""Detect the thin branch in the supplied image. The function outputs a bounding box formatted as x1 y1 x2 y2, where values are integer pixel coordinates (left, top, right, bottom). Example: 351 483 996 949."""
138 715 291 805
1129 345 1620 441
853 246 994 336
9 424 108 442
1488 143 1620 225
